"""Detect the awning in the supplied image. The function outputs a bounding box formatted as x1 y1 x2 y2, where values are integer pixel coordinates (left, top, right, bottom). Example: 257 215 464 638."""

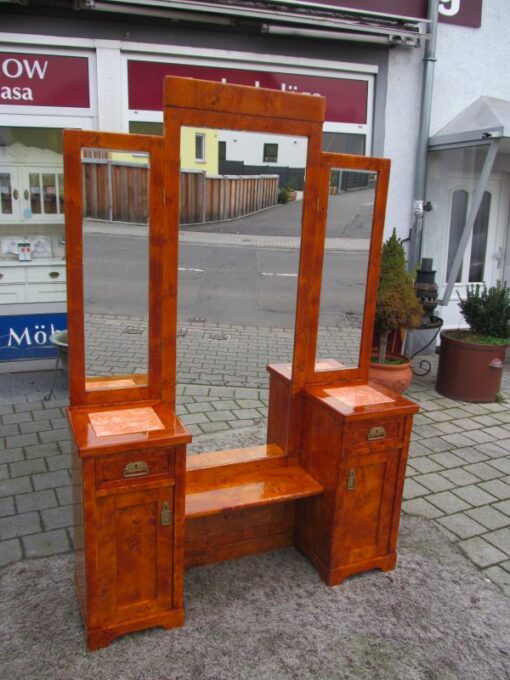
70 0 428 47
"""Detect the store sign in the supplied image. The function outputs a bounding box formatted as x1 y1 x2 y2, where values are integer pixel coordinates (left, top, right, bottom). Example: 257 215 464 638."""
300 0 482 28
128 61 368 124
0 53 89 107
0 313 67 362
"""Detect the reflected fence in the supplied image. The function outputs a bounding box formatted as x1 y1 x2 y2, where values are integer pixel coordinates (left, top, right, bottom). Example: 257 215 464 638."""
82 158 279 225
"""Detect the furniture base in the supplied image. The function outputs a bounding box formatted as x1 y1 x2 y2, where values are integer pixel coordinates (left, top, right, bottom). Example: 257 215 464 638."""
296 537 397 586
86 608 185 651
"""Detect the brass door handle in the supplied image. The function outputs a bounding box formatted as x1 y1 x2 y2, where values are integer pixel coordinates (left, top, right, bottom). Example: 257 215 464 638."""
347 469 356 490
368 426 385 441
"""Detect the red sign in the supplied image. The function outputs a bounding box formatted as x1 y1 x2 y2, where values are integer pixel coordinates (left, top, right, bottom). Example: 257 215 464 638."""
0 53 90 107
128 61 368 124
284 0 482 28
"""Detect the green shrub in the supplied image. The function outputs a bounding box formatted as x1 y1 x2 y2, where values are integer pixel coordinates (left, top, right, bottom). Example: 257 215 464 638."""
457 282 510 341
375 230 422 362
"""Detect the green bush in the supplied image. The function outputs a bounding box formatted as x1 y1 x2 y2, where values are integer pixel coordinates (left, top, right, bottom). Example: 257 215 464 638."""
278 187 289 204
457 282 510 341
375 230 422 362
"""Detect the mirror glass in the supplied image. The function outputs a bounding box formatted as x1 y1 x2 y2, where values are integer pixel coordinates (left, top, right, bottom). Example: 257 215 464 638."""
315 168 377 371
82 148 150 391
177 127 307 451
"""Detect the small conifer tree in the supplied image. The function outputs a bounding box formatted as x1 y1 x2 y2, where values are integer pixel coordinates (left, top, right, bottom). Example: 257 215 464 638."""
374 230 422 362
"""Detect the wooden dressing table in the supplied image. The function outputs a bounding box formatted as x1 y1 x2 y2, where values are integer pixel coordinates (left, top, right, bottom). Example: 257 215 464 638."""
65 77 418 650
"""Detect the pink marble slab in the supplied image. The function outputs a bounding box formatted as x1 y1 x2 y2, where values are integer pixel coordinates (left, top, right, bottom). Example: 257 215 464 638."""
89 407 165 437
86 378 138 391
324 385 394 408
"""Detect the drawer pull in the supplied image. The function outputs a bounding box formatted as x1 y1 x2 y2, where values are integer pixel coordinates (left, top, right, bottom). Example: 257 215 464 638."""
48 271 60 279
368 426 386 441
160 501 172 526
347 469 356 490
123 461 149 478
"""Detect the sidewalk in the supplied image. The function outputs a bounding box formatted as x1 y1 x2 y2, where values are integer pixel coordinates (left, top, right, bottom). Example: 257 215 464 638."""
0 349 509 597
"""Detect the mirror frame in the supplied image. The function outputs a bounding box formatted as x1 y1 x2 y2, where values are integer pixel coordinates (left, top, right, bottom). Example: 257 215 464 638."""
302 151 390 385
162 76 326 415
63 131 164 407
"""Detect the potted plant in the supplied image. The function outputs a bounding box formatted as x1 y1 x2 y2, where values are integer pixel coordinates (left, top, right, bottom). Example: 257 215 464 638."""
436 281 510 402
369 230 422 393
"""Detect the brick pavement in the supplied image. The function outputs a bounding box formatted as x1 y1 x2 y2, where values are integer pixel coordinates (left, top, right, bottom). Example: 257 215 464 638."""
1 340 510 597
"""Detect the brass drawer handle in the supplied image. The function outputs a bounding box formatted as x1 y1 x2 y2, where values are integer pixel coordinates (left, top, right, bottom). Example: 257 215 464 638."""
368 426 386 441
49 271 60 279
161 501 172 526
347 469 356 490
123 461 149 478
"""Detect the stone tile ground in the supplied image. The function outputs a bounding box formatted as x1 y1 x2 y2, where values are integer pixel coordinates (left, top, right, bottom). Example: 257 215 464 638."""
1 333 509 598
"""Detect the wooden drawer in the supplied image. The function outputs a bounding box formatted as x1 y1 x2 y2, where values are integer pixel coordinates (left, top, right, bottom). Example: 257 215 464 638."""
26 265 66 283
343 417 405 449
95 448 174 492
0 267 25 283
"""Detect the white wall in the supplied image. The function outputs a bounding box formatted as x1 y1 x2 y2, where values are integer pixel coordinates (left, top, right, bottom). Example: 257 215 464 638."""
431 0 510 135
218 131 308 168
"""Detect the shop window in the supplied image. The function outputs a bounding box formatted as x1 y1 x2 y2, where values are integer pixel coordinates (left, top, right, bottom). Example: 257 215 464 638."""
263 143 278 163
195 133 205 162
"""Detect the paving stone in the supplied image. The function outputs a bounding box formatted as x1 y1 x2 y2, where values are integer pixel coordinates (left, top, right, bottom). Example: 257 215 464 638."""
3 411 34 425
9 458 47 478
453 485 498 507
208 386 236 397
484 528 510 556
0 476 32 498
5 432 40 449
483 565 510 595
466 506 510 531
413 473 454 493
402 497 444 519
20 420 52 435
180 412 210 426
46 454 71 472
233 408 262 420
419 438 452 453
451 447 488 464
441 433 478 448
207 410 235 422
0 464 8 481
408 441 433 457
437 513 486 539
199 421 230 434
41 505 75 531
472 415 502 427
186 424 204 436
482 425 510 440
412 424 446 438
14 401 44 414
501 560 510 573
488 457 510 475
0 447 24 464
403 478 429 500
0 496 15 517
429 451 466 468
474 441 509 459
463 462 501 481
23 529 71 558
183 385 210 396
186 402 215 414
32 469 71 491
50 417 69 430
458 536 507 568
454 417 487 431
0 538 22 566
427 491 471 514
440 468 480 486
478 479 510 500
433 422 462 435
0 511 41 539
493 499 510 515
16 489 57 513
38 428 70 444
34 407 62 421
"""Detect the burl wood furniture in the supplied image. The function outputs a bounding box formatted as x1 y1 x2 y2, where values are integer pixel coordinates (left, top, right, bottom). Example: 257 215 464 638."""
65 77 418 651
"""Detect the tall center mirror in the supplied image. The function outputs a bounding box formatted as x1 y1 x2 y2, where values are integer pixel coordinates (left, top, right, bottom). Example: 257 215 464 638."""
82 147 150 392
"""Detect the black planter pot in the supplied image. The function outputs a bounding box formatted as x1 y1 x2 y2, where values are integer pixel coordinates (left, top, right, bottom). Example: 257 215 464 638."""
436 331 507 403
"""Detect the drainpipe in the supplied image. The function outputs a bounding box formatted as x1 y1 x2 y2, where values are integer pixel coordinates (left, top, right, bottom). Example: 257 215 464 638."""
408 0 440 271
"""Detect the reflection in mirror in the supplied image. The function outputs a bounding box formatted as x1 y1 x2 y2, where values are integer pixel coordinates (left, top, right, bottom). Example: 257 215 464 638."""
82 148 149 391
315 168 377 371
177 127 307 451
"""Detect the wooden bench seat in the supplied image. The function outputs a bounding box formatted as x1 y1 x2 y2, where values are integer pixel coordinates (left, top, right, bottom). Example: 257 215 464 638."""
185 464 323 519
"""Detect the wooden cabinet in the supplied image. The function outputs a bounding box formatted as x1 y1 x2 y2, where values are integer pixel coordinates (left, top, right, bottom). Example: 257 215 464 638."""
295 385 417 586
69 403 191 651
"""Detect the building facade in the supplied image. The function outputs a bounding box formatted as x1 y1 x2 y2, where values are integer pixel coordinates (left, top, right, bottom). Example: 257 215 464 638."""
0 0 507 366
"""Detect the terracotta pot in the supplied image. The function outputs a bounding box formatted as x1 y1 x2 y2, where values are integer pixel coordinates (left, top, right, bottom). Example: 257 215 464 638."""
436 331 507 402
369 353 413 394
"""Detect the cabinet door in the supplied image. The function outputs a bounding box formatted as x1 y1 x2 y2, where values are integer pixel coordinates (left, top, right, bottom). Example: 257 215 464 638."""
333 449 400 566
95 487 174 626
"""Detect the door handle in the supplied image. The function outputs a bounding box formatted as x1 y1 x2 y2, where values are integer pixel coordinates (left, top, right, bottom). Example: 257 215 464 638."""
12 189 19 200
160 501 172 526
23 189 29 201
